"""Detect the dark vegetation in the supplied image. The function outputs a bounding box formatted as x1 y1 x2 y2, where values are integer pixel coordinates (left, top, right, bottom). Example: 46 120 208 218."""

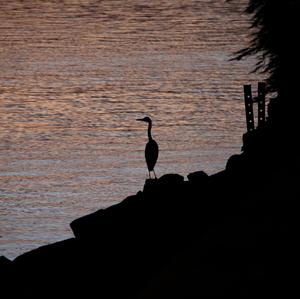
1 1 299 297
233 0 300 139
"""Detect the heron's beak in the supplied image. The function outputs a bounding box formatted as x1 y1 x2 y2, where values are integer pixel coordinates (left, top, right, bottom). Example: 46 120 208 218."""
136 118 144 121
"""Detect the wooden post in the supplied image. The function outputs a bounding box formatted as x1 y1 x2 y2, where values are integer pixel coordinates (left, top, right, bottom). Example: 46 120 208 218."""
244 85 255 132
257 82 266 127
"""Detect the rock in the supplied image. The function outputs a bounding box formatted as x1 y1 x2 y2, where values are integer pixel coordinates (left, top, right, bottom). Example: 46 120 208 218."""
0 256 12 280
0 256 13 298
158 173 184 184
143 173 184 194
226 154 244 172
0 255 11 267
187 171 208 184
71 191 144 239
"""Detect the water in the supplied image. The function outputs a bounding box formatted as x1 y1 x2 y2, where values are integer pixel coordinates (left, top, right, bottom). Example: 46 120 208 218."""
0 0 263 259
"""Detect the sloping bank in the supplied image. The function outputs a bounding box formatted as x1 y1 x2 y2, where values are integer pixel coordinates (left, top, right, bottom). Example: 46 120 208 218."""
1 115 299 298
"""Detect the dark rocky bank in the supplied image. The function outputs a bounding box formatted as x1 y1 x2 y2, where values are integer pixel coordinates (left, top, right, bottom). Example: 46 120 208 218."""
1 104 300 298
3 0 300 295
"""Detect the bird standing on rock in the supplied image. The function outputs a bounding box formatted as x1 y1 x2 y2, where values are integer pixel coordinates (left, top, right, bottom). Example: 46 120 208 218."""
137 116 159 179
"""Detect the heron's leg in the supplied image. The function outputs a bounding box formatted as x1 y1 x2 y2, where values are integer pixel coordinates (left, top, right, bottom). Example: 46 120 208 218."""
153 169 157 179
148 171 151 179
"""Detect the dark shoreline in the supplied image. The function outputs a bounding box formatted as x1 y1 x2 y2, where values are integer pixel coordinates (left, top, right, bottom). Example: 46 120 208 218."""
1 120 299 297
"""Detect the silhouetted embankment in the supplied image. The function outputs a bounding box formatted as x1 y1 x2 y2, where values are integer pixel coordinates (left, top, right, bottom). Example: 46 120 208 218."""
1 110 300 297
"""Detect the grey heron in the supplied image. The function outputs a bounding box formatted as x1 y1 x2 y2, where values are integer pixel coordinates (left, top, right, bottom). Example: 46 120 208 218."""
137 116 159 179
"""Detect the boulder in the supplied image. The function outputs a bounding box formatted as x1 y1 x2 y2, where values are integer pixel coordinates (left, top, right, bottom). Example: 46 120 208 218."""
187 171 208 184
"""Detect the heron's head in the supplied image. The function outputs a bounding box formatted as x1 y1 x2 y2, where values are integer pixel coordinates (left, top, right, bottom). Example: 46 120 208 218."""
136 116 152 123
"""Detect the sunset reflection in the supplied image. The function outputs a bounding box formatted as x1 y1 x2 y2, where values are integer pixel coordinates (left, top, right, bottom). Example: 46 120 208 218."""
0 0 264 258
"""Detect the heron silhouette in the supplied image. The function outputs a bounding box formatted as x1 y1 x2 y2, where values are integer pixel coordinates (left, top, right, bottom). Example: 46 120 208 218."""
137 116 159 179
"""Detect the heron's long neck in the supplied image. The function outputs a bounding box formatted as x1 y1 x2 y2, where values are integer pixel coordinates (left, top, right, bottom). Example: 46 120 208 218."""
147 122 153 140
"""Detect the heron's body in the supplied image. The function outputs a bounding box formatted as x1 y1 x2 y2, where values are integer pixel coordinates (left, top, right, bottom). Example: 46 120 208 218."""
137 116 159 179
145 139 159 172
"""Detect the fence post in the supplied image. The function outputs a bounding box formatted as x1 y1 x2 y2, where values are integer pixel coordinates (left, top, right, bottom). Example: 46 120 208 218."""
244 85 255 132
257 82 266 127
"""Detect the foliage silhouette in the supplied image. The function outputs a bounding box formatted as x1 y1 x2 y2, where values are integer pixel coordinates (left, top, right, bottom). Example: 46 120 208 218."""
233 0 300 98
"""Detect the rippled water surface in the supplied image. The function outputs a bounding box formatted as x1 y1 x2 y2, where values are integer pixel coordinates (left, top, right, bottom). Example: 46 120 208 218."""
0 0 263 258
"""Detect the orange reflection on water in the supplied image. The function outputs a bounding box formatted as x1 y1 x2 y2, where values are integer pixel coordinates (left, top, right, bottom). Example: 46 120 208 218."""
0 0 264 259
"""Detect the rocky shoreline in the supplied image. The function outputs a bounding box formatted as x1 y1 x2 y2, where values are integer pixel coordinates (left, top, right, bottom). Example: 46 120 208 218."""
3 0 300 295
0 126 300 298
1 119 299 297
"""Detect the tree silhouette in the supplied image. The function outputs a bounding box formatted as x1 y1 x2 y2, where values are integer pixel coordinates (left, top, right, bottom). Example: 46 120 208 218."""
234 1 300 97
229 0 300 140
